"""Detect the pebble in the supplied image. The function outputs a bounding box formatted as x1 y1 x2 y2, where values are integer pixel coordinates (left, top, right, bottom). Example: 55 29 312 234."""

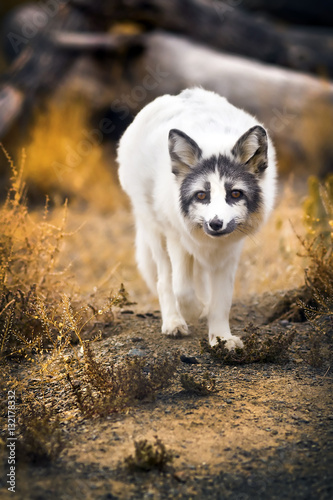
127 348 147 357
174 470 188 483
180 355 200 364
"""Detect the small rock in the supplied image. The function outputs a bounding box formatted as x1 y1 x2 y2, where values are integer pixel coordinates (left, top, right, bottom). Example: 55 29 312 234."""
174 470 188 483
127 348 147 357
180 355 199 364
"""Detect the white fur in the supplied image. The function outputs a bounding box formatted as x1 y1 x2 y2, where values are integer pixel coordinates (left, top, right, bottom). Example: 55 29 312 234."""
117 88 277 349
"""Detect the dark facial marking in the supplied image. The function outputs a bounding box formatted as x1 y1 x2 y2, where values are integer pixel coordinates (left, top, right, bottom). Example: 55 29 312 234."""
219 157 262 213
180 177 211 215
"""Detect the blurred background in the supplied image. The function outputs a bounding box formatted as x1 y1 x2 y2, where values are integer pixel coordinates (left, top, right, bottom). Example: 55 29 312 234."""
0 0 332 304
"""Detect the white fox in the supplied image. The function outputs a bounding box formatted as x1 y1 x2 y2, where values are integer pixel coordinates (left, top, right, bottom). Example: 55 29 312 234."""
117 88 277 349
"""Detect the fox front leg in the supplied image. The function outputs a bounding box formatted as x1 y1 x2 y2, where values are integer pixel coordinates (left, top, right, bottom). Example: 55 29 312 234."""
207 259 244 350
166 237 204 324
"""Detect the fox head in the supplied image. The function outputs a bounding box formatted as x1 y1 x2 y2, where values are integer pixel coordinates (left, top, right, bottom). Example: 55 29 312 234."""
168 126 269 238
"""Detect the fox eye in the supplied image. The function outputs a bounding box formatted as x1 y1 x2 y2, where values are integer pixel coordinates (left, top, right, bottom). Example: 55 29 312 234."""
196 191 207 201
231 190 242 199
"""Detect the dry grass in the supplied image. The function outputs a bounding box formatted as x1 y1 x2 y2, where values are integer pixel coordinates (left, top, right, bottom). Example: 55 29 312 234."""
0 147 69 293
266 176 333 367
0 146 74 358
298 176 333 366
67 345 178 417
18 398 65 464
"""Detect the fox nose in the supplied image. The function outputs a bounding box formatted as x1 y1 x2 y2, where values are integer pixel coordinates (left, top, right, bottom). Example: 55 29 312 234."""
208 216 223 232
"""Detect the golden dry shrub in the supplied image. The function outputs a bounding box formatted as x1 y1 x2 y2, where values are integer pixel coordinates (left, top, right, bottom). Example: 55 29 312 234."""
299 176 333 366
0 147 73 357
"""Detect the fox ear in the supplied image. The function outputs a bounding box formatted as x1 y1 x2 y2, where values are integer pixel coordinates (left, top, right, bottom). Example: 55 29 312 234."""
232 125 268 175
168 129 202 177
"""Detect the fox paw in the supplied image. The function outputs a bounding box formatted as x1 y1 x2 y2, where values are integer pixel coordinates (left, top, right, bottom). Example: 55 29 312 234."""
209 334 243 350
162 318 189 337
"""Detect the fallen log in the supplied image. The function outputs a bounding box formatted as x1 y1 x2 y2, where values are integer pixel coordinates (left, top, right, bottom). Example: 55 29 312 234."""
71 31 330 176
70 0 333 78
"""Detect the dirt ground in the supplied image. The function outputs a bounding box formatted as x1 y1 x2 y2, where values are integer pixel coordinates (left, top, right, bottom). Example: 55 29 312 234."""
1 291 332 500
